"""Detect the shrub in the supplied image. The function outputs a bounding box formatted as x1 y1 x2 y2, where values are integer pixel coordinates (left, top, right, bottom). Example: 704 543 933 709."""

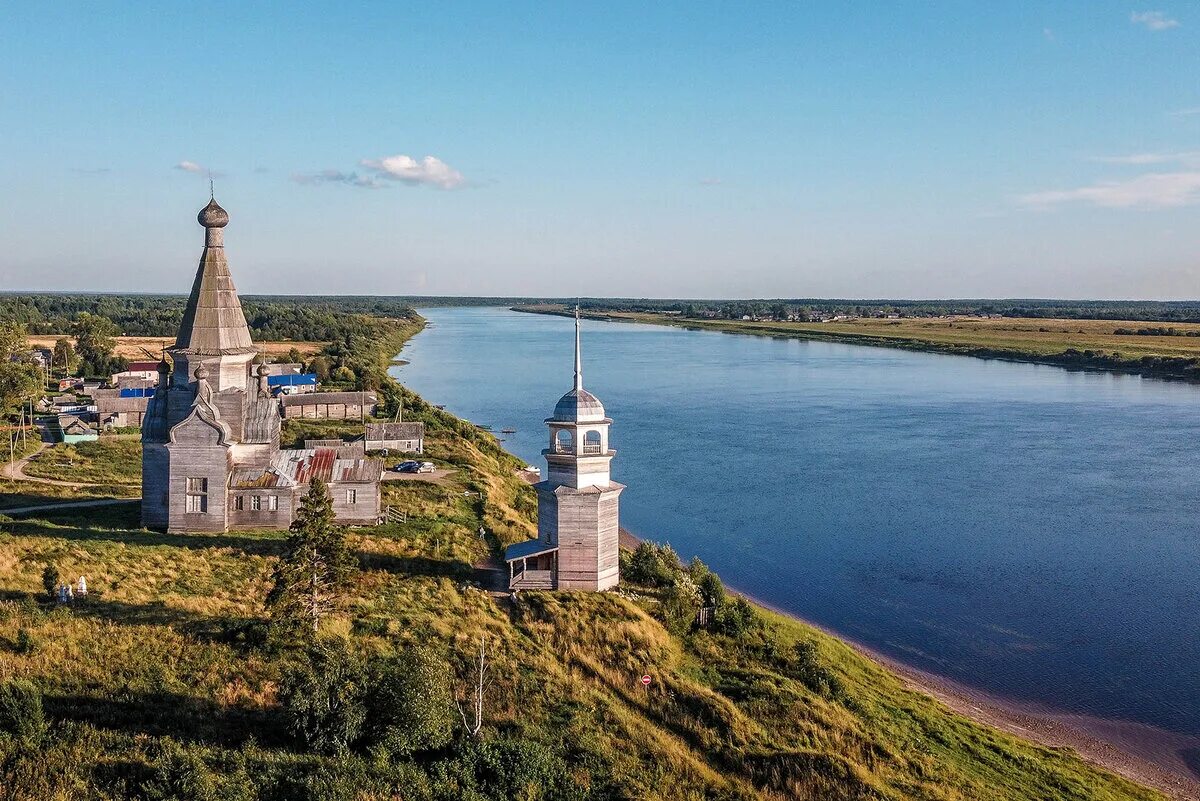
658 573 702 637
0 680 46 745
710 597 758 638
688 557 725 607
278 642 367 755
40 565 59 602
623 542 677 587
13 628 34 655
473 738 572 801
140 740 220 801
366 646 455 757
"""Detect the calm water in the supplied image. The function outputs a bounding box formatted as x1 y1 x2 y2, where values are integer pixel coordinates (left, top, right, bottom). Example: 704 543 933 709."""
393 306 1200 737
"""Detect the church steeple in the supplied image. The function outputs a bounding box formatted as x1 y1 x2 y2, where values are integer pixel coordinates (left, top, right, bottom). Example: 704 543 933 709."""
169 196 258 389
174 197 255 355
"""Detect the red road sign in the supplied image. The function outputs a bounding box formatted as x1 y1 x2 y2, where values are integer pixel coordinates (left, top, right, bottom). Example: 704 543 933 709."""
640 674 652 686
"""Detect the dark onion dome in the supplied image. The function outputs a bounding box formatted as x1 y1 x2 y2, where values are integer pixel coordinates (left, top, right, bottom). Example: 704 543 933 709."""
197 198 229 228
551 387 606 423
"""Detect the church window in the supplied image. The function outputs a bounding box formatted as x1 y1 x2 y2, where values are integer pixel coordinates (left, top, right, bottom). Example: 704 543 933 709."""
583 430 602 454
185 478 208 513
234 496 244 511
555 429 573 453
346 489 358 504
251 496 262 511
268 495 278 511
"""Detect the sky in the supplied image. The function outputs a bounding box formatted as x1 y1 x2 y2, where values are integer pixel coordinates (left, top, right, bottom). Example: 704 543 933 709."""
0 2 1197 300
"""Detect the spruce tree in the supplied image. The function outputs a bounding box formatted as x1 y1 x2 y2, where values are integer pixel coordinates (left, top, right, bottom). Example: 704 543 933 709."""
266 479 355 637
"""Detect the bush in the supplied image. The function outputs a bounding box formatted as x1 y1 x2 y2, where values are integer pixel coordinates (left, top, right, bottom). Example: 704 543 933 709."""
789 641 844 699
140 740 221 801
41 565 58 602
688 558 725 607
0 680 46 745
278 643 367 755
473 738 572 801
622 542 678 587
658 574 702 637
13 628 34 655
709 597 758 638
366 646 455 757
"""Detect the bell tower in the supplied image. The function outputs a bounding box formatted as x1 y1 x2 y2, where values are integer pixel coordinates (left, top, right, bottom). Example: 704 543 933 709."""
537 308 623 590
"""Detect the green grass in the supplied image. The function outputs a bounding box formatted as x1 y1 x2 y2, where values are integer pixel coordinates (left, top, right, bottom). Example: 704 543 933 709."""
0 313 1167 800
23 438 142 486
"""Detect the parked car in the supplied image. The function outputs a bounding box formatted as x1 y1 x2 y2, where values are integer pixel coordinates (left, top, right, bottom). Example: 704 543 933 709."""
394 461 420 473
417 462 435 473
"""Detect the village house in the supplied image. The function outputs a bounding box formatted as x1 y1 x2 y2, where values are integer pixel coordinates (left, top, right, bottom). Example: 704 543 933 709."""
112 361 161 385
504 310 622 591
267 372 317 394
364 421 425 454
96 395 149 428
54 414 98 444
141 197 382 533
280 390 377 419
262 362 303 376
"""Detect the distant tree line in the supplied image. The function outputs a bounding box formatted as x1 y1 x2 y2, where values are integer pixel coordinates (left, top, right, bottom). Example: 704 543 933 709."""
0 293 418 339
565 298 1200 323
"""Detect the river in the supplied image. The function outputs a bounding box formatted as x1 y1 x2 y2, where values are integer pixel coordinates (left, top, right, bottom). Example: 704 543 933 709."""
392 306 1200 750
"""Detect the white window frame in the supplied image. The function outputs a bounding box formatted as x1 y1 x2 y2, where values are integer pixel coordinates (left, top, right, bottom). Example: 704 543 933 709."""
346 489 357 504
250 495 262 512
185 477 208 513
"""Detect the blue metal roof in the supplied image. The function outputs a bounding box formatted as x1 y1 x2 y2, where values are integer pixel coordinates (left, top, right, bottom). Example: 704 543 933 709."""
504 539 559 562
267 373 317 386
119 387 154 397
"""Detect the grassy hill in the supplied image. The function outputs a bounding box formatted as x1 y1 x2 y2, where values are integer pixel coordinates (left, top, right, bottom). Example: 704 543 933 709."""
0 317 1165 801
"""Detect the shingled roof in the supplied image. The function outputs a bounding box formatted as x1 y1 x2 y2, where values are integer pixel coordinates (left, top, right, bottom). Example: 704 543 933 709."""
365 422 424 440
280 391 378 407
173 197 256 356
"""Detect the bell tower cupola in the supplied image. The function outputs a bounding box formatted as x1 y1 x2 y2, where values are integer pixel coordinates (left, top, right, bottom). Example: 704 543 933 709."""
544 307 615 490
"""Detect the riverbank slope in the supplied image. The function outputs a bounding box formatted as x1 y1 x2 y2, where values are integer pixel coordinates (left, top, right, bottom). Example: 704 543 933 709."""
0 311 1179 799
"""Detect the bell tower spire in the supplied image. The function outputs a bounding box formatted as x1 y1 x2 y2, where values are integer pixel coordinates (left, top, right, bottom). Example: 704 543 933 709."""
573 306 583 391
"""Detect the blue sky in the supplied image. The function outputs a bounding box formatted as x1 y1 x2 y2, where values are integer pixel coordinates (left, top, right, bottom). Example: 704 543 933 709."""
0 2 1197 299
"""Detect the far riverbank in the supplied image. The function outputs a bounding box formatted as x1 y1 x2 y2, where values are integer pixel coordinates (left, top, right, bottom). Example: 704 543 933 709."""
513 305 1200 383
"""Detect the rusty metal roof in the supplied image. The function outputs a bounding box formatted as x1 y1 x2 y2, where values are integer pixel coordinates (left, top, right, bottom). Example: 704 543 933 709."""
230 447 381 489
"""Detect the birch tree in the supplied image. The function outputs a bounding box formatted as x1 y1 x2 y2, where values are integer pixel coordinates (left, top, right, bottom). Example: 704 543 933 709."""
456 636 490 738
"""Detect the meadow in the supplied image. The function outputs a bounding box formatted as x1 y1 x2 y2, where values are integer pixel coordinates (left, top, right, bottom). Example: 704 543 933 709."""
0 413 1167 799
544 309 1200 381
0 315 1170 800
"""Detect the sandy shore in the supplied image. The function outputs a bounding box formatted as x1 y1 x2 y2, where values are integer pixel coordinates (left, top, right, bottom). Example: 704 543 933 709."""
617 527 1199 799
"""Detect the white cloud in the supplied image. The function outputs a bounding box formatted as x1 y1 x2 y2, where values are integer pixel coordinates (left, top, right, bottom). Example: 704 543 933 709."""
1090 151 1200 166
1130 10 1180 30
292 169 383 189
699 177 723 186
174 160 226 178
360 154 466 189
1019 172 1200 208
1168 107 1200 117
1042 27 1056 41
